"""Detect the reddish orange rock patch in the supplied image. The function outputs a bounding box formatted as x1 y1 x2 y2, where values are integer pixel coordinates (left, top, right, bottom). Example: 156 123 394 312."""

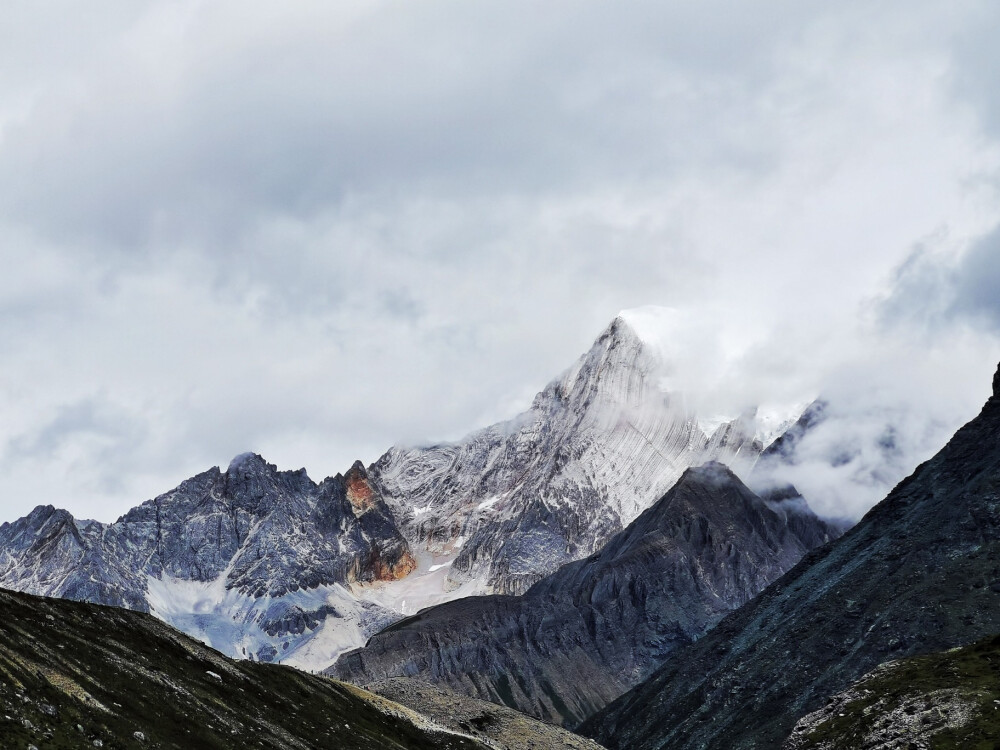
376 550 417 581
348 547 417 583
346 474 376 514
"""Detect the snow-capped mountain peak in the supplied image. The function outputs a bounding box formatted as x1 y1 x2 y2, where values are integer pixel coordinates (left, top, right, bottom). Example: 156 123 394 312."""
0 311 815 671
372 310 782 595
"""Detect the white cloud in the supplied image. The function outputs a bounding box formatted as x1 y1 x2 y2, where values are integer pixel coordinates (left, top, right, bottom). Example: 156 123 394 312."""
2 1 1000 522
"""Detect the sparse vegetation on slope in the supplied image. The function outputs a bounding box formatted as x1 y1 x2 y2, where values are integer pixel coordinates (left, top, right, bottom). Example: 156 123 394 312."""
786 633 1000 750
0 587 490 750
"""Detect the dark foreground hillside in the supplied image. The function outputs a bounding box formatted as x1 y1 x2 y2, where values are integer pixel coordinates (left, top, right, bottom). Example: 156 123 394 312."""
0 587 493 750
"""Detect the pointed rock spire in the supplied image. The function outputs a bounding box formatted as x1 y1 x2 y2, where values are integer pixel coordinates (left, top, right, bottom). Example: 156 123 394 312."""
344 460 377 514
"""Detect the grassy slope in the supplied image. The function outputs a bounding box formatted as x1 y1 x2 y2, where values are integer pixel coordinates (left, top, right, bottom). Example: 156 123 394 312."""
790 633 1000 750
0 587 490 750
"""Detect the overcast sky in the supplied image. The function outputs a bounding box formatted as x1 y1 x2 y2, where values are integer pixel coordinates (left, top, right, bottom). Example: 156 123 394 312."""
3 1 1000 524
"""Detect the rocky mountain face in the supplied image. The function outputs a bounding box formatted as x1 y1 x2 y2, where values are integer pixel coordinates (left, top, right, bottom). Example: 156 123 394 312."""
372 315 774 596
333 463 839 727
0 455 415 665
582 361 1000 750
0 310 801 671
0 585 503 750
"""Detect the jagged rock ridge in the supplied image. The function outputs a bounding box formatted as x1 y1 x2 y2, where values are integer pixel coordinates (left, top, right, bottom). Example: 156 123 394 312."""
0 455 414 665
334 463 839 727
582 361 1000 750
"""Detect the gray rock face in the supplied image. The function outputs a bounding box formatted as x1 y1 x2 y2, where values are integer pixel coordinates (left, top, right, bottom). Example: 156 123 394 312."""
373 316 772 596
0 456 414 663
0 505 146 612
333 463 839 726
582 361 1000 750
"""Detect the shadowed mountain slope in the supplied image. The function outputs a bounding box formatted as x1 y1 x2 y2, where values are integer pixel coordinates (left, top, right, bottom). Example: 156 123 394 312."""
582 362 1000 750
0 586 612 749
333 463 837 727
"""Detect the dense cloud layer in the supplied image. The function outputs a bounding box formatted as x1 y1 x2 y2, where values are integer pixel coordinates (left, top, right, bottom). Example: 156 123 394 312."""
1 1 999 522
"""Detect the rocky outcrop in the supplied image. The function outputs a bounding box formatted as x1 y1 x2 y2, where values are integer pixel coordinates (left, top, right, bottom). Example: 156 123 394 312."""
582 361 1000 750
334 463 839 726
